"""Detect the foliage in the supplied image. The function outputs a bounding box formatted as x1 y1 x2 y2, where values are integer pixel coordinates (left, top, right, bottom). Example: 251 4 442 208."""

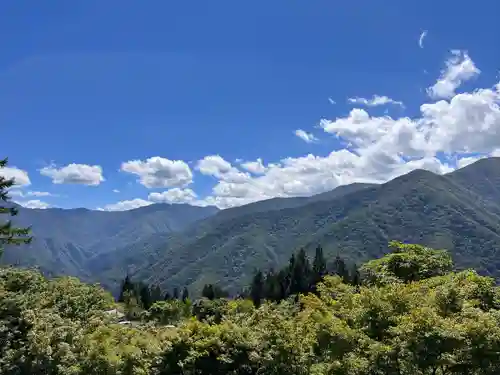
0 158 32 257
1 178 499 375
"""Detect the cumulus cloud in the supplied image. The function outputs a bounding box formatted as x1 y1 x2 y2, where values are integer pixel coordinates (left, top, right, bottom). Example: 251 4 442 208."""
193 52 500 209
40 163 104 186
197 155 251 183
121 157 193 188
98 198 152 211
16 199 50 209
418 30 428 49
295 129 319 143
427 50 480 99
148 188 198 204
347 95 404 108
0 166 31 186
240 158 268 175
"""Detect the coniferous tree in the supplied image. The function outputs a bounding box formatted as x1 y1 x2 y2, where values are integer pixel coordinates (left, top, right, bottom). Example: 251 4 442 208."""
118 275 134 303
350 263 361 286
311 244 327 290
0 158 32 257
181 287 189 301
164 291 172 301
139 283 152 309
332 254 349 283
264 269 281 301
202 284 215 300
290 248 311 295
172 287 180 300
250 270 264 307
150 284 162 303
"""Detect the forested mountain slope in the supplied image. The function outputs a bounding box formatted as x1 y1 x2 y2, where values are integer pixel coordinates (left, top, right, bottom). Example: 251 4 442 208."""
3 203 219 281
119 158 500 295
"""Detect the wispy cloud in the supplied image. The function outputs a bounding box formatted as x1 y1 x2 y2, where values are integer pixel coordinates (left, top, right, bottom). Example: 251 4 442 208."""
348 95 404 108
328 97 336 105
418 30 428 49
294 129 318 143
427 50 480 99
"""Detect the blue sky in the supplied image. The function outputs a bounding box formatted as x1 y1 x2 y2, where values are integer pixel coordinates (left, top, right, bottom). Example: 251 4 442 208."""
2 0 500 210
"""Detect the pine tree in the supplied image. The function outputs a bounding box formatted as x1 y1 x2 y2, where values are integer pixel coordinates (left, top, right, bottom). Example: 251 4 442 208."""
181 286 189 301
118 275 134 303
311 244 327 290
139 283 152 309
290 248 311 295
0 158 32 257
202 284 215 300
250 270 264 307
172 287 180 300
350 263 361 286
150 284 162 303
332 254 349 283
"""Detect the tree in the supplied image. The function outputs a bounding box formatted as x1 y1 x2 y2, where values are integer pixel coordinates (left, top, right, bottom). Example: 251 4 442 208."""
181 286 189 301
150 284 162 303
0 158 32 257
202 284 216 300
290 248 311 295
172 287 179 300
118 275 134 303
139 283 152 309
311 244 327 290
331 254 349 283
362 241 454 285
250 270 264 307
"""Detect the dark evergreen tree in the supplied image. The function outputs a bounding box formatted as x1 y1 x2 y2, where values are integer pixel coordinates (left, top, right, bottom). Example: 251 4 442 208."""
290 248 311 295
264 269 281 301
349 263 361 286
118 275 134 303
250 270 264 307
182 287 189 301
0 158 32 257
332 254 349 283
202 284 216 300
150 284 162 303
139 283 152 309
163 291 172 301
311 244 327 290
172 287 180 300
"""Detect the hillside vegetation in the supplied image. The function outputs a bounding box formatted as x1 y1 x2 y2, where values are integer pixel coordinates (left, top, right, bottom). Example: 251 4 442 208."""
7 157 500 296
2 242 500 374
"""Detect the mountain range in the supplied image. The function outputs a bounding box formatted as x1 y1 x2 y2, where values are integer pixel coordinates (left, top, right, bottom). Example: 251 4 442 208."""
6 157 500 295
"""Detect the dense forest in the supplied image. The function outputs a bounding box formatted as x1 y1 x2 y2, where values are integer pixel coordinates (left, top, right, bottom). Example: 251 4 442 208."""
3 158 500 374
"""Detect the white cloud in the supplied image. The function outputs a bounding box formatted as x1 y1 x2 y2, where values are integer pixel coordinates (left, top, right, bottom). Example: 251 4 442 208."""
121 157 192 188
98 198 152 211
40 163 104 186
8 190 54 198
112 189 120 193
328 97 336 105
427 50 480 99
418 30 428 49
16 199 50 209
295 129 319 143
194 52 500 209
347 95 404 108
197 155 251 183
148 188 198 204
0 166 31 186
240 158 268 175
